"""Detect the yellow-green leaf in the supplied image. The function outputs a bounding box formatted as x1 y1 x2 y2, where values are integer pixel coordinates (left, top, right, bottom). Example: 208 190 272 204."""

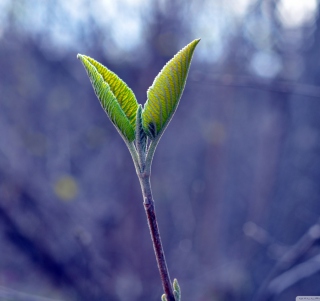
77 54 138 142
135 105 147 154
142 39 200 139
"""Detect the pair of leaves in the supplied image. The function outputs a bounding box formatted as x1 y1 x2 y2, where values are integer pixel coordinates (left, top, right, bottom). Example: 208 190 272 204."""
77 39 200 144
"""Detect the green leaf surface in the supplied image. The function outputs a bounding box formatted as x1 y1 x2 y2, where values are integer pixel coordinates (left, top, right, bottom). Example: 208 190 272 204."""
173 279 180 294
174 290 180 301
135 104 147 154
77 54 138 142
142 39 200 139
173 279 181 301
161 294 167 301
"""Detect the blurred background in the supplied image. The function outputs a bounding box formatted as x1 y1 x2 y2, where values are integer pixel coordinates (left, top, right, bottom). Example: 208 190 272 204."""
1 0 320 300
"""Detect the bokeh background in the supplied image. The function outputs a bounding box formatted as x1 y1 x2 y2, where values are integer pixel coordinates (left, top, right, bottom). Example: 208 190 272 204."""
1 0 320 300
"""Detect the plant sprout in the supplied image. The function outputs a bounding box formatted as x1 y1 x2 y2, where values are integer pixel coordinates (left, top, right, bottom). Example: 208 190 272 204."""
77 38 200 301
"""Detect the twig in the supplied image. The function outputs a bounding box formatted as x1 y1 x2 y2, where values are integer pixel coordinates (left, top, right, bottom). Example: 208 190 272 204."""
253 218 320 301
268 254 320 295
0 286 64 301
127 137 175 301
144 198 174 301
138 173 175 301
191 73 320 99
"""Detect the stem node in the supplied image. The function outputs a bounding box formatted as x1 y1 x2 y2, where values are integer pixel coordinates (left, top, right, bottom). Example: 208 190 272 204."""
139 171 150 179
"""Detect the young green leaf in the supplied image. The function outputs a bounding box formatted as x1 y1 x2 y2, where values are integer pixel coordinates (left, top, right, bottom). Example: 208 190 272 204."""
142 39 200 139
77 54 138 142
174 290 180 301
173 279 181 301
173 279 180 295
161 294 168 301
135 104 147 156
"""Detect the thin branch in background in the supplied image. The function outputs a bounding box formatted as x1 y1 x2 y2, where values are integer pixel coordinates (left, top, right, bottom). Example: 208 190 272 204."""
191 74 320 99
243 221 289 259
0 286 64 301
268 253 320 296
251 218 320 301
243 221 275 246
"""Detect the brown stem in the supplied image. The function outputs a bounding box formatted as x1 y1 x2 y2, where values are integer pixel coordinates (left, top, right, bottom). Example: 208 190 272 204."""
134 150 175 301
144 197 175 301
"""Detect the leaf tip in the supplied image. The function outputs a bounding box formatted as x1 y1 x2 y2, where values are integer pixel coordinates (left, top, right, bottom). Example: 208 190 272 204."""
173 278 180 292
161 294 167 301
191 38 201 49
77 53 82 60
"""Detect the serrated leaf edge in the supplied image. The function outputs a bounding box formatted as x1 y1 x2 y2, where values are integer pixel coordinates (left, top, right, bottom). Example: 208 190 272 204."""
82 55 138 129
142 38 200 140
77 54 135 142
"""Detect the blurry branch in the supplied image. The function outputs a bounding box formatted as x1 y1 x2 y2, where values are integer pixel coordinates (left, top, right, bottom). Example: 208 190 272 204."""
191 74 320 99
268 253 320 296
0 205 75 286
243 221 276 246
0 171 114 301
0 286 64 301
243 222 288 259
249 219 320 301
0 204 104 301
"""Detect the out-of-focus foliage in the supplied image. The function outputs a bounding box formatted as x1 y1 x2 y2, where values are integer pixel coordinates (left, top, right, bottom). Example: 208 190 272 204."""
0 1 320 301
